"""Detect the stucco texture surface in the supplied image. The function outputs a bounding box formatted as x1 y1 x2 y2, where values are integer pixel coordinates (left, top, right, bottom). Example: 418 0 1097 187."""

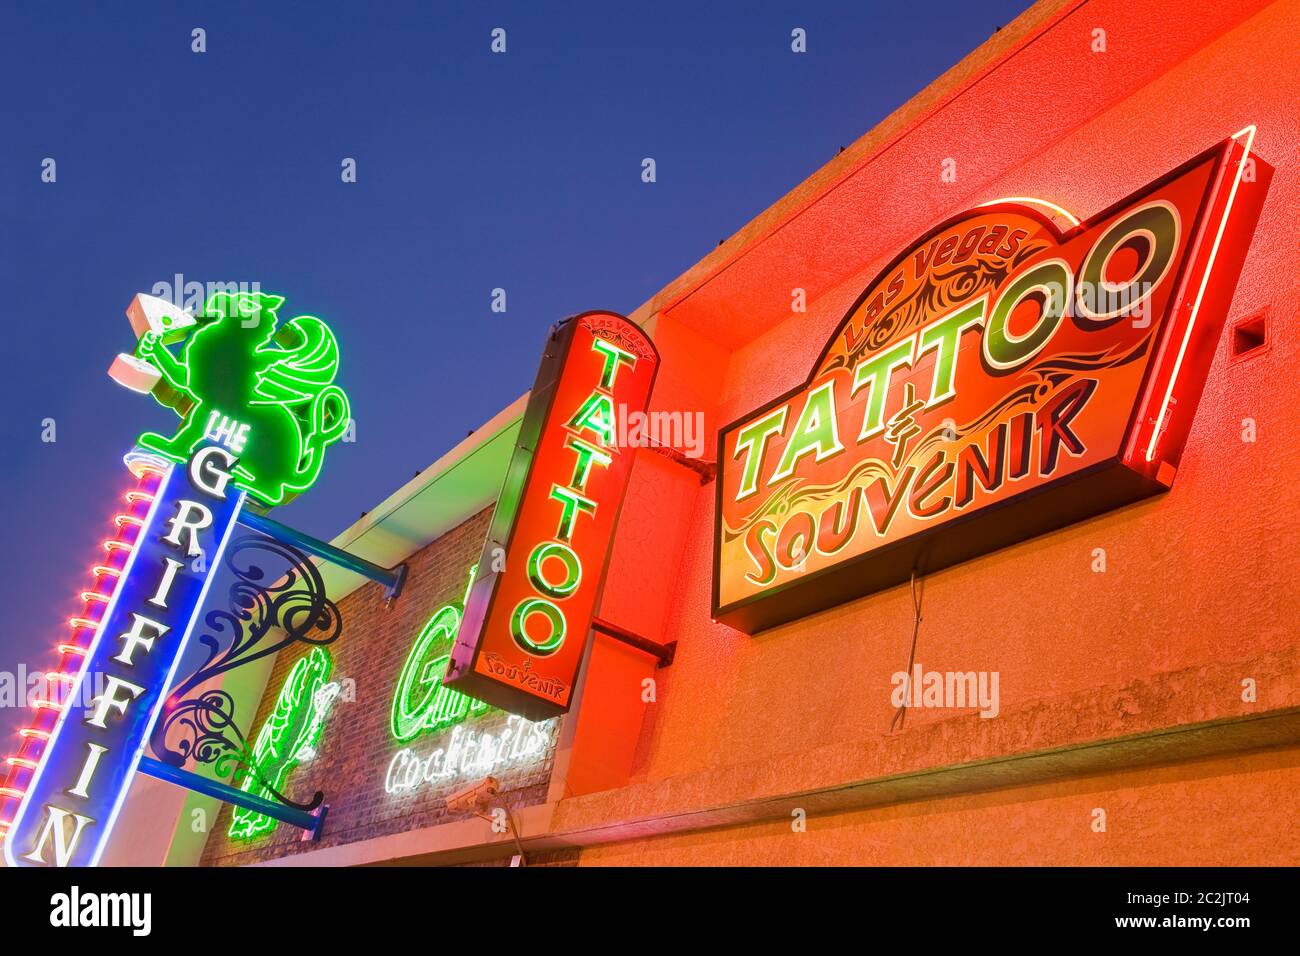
582 0 1300 864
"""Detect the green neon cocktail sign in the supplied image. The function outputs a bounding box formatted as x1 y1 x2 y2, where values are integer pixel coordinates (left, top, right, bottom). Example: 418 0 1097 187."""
391 566 490 741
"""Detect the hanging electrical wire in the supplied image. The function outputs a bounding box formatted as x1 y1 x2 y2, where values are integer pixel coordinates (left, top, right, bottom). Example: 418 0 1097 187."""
889 568 924 732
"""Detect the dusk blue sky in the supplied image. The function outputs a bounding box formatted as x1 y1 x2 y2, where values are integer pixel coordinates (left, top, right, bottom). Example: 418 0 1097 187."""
0 0 1029 740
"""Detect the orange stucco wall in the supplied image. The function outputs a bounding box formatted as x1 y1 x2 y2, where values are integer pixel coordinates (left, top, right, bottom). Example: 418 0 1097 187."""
579 749 1300 866
158 0 1299 869
582 0 1300 864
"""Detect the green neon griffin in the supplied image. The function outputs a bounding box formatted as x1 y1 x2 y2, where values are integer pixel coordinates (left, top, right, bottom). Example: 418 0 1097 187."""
230 647 339 842
135 291 351 506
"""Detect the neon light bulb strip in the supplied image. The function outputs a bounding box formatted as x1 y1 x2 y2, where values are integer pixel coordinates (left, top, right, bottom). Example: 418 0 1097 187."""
1145 125 1256 462
125 453 169 479
976 196 1081 228
0 459 162 818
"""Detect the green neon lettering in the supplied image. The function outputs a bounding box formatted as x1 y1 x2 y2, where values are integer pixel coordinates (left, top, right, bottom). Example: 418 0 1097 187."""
591 337 637 389
527 541 582 598
916 298 986 410
549 484 597 541
732 406 787 502
772 381 844 482
389 565 490 743
567 390 616 445
510 598 566 656
1075 202 1178 323
983 259 1073 371
565 436 613 492
852 338 915 442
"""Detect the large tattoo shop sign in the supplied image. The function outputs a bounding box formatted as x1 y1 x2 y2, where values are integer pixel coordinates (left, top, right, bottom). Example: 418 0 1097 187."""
714 132 1265 632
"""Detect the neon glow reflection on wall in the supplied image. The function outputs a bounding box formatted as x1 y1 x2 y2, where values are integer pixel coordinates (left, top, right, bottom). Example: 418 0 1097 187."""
384 716 554 796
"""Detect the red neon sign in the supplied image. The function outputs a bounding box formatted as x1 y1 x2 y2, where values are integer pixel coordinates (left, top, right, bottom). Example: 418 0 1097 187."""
714 130 1267 633
446 312 659 720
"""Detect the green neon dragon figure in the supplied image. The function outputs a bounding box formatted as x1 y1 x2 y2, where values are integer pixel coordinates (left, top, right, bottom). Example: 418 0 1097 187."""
135 291 351 506
230 647 339 842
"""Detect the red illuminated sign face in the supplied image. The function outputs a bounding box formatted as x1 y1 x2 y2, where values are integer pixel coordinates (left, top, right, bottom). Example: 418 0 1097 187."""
446 312 659 719
715 131 1267 633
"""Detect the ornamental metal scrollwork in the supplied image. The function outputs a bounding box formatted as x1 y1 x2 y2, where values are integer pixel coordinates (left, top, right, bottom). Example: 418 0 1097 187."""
148 531 341 810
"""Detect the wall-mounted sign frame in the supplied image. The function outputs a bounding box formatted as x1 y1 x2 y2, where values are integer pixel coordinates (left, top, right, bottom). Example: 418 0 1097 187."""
4 447 245 867
447 312 660 720
714 129 1268 633
0 289 382 863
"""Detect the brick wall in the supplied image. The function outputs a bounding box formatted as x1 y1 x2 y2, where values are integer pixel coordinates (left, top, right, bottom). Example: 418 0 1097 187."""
200 506 559 866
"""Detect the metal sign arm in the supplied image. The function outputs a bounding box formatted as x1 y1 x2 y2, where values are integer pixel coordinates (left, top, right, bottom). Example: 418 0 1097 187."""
137 756 327 840
238 510 407 600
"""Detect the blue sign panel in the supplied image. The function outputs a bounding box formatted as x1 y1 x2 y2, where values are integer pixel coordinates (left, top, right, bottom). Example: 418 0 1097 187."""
4 446 245 867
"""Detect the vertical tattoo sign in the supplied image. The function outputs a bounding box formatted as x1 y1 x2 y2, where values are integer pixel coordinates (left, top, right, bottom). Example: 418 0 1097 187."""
446 312 659 720
4 445 245 867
